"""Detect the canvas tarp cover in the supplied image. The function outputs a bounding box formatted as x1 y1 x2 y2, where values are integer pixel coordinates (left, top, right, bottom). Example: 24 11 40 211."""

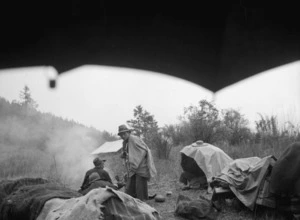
214 155 276 210
37 187 160 220
180 141 233 182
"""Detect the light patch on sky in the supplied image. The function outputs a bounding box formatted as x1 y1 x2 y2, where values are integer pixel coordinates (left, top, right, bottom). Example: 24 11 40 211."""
215 61 300 129
0 65 213 134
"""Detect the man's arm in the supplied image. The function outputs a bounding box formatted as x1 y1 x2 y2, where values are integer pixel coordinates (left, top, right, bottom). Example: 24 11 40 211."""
80 169 93 189
101 170 113 183
80 173 89 190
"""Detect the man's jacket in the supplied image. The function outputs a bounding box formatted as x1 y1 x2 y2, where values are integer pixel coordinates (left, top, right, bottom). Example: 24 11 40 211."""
122 134 157 180
80 167 112 190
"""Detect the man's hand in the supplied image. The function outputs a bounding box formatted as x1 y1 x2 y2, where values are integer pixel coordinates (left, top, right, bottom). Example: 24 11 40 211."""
117 182 125 190
120 151 128 159
123 173 128 183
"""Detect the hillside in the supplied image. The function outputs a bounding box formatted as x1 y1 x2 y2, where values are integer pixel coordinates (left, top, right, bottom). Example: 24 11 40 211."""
0 96 117 188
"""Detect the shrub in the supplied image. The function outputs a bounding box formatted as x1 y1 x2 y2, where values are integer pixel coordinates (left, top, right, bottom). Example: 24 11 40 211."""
180 99 225 144
221 109 252 145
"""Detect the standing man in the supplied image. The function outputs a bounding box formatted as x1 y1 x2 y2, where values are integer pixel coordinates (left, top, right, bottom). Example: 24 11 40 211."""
118 124 157 201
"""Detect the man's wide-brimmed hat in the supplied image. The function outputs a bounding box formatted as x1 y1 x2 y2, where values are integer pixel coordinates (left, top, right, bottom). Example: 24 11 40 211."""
93 157 106 166
118 124 131 135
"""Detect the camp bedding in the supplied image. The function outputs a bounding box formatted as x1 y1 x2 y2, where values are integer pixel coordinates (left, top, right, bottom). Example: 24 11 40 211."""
37 187 160 220
213 155 276 210
0 179 81 220
180 141 233 183
0 178 160 220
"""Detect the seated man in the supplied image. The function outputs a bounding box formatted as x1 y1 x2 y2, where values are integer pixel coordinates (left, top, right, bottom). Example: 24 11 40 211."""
80 172 118 195
180 171 208 190
180 154 208 190
79 157 121 194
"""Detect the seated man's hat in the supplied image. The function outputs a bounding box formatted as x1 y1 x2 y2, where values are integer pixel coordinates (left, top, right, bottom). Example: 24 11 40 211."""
93 157 106 166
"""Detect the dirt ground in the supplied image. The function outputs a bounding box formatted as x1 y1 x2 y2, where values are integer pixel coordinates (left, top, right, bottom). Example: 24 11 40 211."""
145 179 288 220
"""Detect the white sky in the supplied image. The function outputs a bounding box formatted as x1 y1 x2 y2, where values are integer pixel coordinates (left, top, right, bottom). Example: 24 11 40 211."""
215 61 300 129
0 61 299 134
0 65 213 134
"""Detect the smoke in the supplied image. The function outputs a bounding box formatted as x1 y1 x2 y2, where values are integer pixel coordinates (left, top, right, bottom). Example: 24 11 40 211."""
0 98 123 187
0 99 110 187
45 125 102 189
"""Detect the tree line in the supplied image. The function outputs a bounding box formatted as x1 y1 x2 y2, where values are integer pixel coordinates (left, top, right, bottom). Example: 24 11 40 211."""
1 85 300 161
127 101 300 159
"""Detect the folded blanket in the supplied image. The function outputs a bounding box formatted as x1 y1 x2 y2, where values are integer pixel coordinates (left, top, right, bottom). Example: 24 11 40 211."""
0 178 48 204
0 178 81 220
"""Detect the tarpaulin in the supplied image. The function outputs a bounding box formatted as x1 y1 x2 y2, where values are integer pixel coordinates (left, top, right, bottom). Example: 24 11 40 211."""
180 141 233 183
37 187 160 220
214 155 276 210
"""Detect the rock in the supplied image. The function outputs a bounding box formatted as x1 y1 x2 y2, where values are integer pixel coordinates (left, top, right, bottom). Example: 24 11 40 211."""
166 191 172 196
155 194 166 202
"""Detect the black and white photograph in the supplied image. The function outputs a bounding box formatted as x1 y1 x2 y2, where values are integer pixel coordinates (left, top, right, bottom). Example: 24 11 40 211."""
0 1 300 220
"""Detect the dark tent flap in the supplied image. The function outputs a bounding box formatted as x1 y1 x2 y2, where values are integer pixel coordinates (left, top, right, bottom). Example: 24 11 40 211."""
1 1 300 92
270 142 300 197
